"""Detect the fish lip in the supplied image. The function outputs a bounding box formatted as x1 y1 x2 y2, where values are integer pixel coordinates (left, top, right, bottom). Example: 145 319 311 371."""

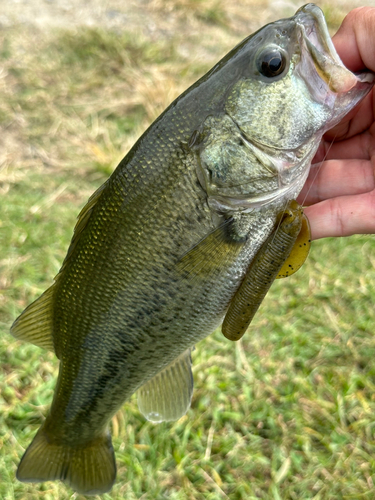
295 5 375 85
294 4 361 93
295 4 340 65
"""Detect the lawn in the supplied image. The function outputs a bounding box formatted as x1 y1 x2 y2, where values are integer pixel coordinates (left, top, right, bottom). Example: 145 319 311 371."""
1 1 375 499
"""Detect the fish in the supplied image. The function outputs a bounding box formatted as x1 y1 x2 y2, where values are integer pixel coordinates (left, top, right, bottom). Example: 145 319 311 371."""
10 3 374 495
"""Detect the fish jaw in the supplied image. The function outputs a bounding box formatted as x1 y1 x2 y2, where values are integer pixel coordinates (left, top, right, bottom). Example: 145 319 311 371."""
295 3 358 93
294 3 374 130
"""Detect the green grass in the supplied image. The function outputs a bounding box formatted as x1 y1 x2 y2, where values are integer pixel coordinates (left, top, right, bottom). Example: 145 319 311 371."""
2 3 375 499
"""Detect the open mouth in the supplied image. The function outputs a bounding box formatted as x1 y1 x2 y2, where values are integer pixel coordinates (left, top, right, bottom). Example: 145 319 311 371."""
295 4 358 93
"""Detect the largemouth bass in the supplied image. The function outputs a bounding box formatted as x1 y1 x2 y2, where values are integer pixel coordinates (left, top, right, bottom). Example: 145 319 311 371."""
11 4 374 495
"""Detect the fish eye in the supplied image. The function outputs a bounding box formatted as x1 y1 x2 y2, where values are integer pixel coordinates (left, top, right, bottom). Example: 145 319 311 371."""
257 49 287 78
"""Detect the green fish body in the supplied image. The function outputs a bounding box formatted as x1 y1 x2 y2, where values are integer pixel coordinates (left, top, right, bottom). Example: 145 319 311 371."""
11 4 374 495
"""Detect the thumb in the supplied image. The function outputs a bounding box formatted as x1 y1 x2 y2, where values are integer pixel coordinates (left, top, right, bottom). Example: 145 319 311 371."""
333 7 375 73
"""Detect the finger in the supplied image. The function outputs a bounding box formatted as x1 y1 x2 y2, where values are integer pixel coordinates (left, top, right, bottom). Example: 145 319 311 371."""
304 190 375 240
333 7 375 72
313 128 375 163
323 91 375 143
298 159 375 206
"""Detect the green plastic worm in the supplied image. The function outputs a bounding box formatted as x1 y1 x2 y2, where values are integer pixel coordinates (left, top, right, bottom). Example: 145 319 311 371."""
222 200 304 341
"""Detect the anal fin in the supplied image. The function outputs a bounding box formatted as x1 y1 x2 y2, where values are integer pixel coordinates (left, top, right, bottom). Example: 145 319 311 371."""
137 349 194 423
11 285 55 352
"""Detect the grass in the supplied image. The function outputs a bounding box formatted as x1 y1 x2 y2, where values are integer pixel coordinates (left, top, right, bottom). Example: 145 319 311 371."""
1 1 375 499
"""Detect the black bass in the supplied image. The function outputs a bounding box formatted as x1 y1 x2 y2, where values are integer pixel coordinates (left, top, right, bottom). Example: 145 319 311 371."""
11 4 374 495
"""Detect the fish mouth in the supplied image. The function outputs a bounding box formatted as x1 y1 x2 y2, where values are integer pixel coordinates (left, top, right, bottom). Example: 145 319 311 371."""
295 3 374 93
207 4 375 215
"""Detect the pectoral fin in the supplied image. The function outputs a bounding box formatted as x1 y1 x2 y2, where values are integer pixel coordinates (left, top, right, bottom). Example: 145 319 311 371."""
137 349 193 423
177 219 244 281
276 212 311 279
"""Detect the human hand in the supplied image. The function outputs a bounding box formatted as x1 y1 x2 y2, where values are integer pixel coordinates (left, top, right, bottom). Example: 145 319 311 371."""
297 7 375 241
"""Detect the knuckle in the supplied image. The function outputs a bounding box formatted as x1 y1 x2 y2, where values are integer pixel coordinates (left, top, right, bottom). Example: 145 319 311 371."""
333 199 346 237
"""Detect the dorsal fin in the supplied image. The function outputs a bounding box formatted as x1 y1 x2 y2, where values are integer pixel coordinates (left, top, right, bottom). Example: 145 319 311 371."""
10 182 108 353
62 181 107 266
10 285 55 352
